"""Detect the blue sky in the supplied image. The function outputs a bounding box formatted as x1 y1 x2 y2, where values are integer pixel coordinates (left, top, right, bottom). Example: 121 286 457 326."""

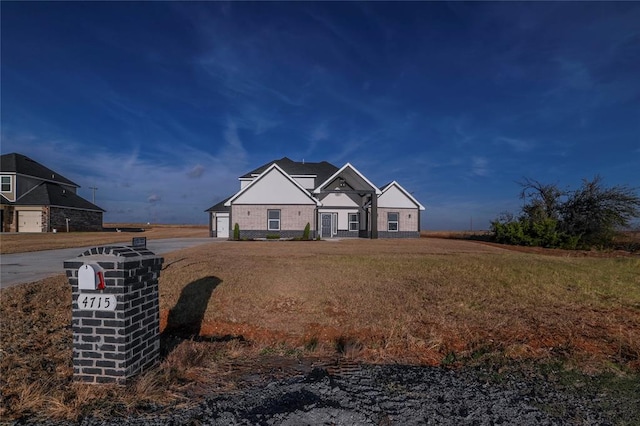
2 2 639 229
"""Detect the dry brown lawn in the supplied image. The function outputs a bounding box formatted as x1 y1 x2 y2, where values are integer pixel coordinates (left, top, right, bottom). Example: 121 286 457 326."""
1 235 639 421
0 224 208 254
159 238 640 368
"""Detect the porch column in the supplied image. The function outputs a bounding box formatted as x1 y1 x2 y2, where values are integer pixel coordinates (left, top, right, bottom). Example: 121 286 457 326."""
371 193 378 239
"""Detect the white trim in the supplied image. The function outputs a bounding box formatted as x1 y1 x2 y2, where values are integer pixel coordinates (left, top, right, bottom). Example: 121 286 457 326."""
348 212 359 231
267 209 281 231
387 211 399 232
225 163 322 207
380 181 426 211
14 172 80 189
313 163 381 195
1 174 15 202
1 175 12 192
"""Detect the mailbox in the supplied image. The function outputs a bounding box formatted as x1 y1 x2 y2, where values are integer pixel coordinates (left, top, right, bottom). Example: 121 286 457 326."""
65 245 164 384
78 263 105 290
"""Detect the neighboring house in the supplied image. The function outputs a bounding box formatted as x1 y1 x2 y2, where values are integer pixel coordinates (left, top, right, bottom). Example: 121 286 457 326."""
0 153 105 232
206 157 425 239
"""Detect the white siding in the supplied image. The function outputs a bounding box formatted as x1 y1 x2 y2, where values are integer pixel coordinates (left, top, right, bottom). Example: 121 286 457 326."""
378 185 418 209
292 176 315 190
319 192 360 207
234 168 315 205
240 179 252 189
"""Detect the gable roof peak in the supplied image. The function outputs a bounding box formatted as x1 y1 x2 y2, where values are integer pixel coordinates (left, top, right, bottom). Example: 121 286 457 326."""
380 180 425 211
314 162 381 195
225 162 321 207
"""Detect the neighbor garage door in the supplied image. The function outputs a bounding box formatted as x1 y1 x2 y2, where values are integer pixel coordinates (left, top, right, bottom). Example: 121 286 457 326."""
18 211 43 232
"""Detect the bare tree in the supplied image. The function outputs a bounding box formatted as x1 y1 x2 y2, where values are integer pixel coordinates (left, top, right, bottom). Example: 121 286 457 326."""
561 176 640 246
517 178 566 223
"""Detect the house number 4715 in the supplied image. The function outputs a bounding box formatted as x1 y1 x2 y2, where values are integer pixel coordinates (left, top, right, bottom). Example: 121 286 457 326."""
78 294 117 311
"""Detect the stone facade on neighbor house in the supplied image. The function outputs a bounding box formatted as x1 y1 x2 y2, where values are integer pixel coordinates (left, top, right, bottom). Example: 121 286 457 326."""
1 153 105 232
49 207 104 232
206 157 425 239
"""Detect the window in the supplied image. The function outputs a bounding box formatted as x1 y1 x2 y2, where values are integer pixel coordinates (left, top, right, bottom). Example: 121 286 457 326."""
267 209 280 231
349 213 359 231
387 212 399 232
1 176 11 192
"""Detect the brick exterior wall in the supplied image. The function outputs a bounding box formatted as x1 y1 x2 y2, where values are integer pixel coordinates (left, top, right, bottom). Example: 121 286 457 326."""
238 229 318 240
64 246 163 384
50 207 103 232
232 204 315 239
377 207 419 238
377 231 420 238
336 230 360 238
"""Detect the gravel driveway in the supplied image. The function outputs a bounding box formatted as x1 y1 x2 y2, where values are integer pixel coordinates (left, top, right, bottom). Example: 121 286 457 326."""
14 364 614 425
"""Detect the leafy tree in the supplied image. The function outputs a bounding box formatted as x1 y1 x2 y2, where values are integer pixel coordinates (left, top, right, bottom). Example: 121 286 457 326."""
491 176 640 249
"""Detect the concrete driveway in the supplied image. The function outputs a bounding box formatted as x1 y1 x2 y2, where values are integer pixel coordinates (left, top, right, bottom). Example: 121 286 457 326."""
0 238 221 289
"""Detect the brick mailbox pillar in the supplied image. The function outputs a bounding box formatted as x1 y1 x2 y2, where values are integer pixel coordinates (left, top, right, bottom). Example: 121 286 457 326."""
64 245 164 384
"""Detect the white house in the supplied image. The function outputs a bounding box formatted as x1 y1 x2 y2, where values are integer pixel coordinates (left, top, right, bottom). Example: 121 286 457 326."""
206 157 425 239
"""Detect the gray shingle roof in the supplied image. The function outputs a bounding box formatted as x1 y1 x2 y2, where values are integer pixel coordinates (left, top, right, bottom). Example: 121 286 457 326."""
241 157 339 188
13 182 105 211
379 182 393 191
205 196 232 212
1 153 79 187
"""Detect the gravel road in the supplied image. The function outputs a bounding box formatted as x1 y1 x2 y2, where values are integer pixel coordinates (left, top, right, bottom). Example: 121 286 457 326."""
12 364 613 426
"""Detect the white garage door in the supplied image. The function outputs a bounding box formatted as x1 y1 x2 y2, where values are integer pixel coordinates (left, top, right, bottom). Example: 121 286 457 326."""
216 216 229 238
19 211 43 233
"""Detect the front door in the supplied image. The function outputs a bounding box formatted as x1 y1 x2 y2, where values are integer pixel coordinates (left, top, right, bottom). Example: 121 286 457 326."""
321 213 333 238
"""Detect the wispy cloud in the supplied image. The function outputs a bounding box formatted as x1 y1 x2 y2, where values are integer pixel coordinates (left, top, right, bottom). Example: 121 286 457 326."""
220 118 247 167
1 127 246 224
495 136 535 152
310 122 329 143
187 165 205 179
471 156 489 177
